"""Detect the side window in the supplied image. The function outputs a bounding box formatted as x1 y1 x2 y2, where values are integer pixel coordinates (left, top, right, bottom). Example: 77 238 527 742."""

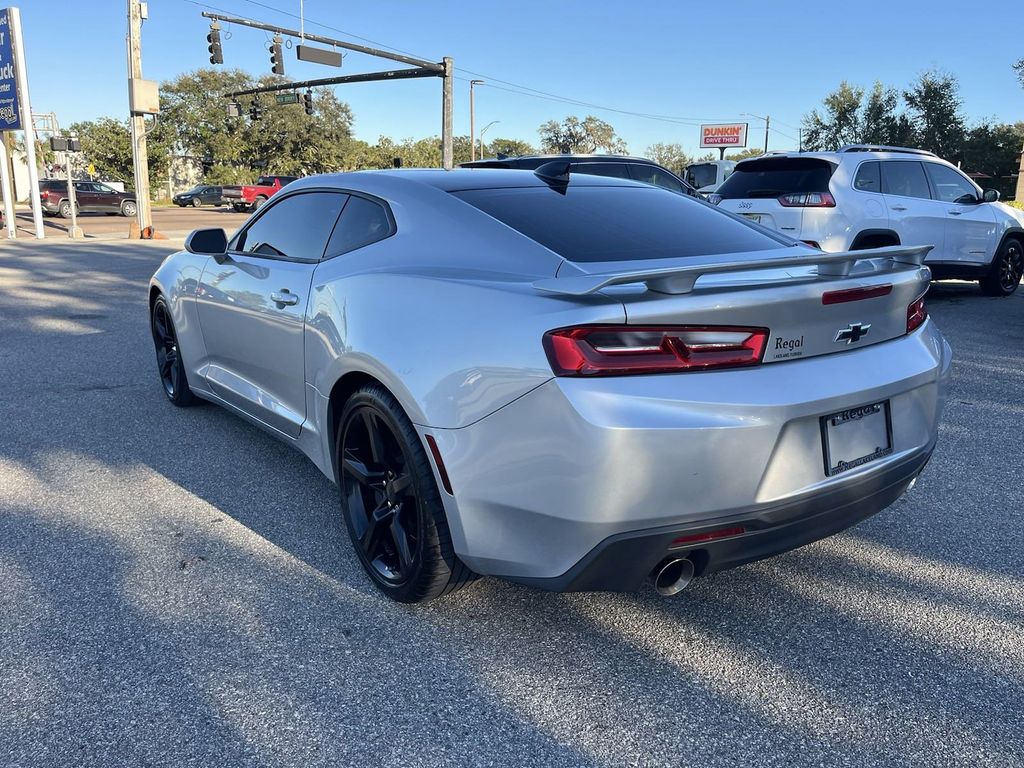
628 164 686 194
853 161 881 193
572 162 630 180
324 195 394 258
235 192 348 260
881 161 931 200
923 163 979 204
95 183 115 194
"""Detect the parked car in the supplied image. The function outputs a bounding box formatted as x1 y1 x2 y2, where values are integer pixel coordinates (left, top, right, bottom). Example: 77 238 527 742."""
461 154 699 196
711 145 1024 296
173 185 225 208
40 179 137 218
684 159 736 195
150 167 950 603
221 175 298 212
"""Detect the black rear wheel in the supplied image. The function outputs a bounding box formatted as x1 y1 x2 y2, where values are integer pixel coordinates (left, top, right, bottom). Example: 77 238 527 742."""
337 385 475 602
980 239 1022 297
151 296 196 406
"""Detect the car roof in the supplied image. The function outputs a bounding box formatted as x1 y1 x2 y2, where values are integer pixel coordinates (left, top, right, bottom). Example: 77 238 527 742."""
734 150 949 166
462 154 664 168
290 168 654 194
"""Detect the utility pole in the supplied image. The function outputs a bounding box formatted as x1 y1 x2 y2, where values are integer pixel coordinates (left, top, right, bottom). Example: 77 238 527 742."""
127 0 152 236
1016 141 1024 203
441 57 454 169
764 115 770 153
469 79 484 161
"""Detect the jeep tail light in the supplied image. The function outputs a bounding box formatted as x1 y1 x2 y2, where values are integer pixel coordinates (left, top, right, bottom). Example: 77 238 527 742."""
778 192 836 207
543 326 769 377
907 294 927 333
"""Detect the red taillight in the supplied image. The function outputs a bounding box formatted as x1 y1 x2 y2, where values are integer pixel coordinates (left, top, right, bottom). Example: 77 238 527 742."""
907 294 927 333
543 325 769 377
822 284 893 305
778 192 835 207
670 526 746 548
424 434 453 495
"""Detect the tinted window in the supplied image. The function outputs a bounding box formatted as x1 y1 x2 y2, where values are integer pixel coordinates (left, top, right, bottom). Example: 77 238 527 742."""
94 183 116 194
236 192 348 260
453 186 786 263
923 163 979 203
572 162 630 179
325 195 394 258
628 164 686 194
853 161 881 192
716 157 833 199
881 161 931 199
685 164 719 189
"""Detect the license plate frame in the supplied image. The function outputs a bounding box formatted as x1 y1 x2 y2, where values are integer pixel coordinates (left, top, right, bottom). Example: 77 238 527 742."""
820 400 893 477
741 213 762 224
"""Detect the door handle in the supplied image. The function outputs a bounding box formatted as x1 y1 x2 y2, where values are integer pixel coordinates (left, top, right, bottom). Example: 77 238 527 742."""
271 290 300 306
948 210 962 216
891 206 907 212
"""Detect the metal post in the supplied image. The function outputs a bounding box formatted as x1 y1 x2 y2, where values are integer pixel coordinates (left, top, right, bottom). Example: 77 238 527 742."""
441 57 453 169
0 139 16 238
1015 142 1024 203
764 115 770 153
65 155 82 239
10 8 43 238
469 79 483 162
127 0 152 235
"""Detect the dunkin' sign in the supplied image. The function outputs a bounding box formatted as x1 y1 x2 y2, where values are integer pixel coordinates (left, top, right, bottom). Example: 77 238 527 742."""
700 123 748 148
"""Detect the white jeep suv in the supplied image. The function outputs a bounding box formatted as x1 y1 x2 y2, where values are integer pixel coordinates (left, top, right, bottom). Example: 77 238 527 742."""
711 145 1024 296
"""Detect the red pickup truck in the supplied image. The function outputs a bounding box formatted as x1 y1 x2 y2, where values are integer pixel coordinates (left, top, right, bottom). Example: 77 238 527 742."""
222 175 299 213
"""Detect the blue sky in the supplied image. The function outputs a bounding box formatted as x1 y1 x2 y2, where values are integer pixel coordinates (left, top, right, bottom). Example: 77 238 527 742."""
17 0 1024 156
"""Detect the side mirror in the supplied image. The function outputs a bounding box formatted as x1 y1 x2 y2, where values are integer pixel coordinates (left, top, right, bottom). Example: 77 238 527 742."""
185 227 227 256
982 189 1000 203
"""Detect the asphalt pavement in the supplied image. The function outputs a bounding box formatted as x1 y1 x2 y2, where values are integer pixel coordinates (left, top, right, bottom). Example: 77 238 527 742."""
0 238 1022 767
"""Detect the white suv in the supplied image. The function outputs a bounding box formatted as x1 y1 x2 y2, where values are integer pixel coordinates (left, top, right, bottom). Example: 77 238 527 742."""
711 145 1024 296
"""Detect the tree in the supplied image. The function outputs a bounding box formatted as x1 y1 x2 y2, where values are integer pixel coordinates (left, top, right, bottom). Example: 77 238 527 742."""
69 117 171 188
724 147 763 162
861 82 914 146
644 142 690 172
481 137 535 158
1015 59 1024 88
903 70 966 160
962 121 1024 199
801 81 864 151
537 115 627 154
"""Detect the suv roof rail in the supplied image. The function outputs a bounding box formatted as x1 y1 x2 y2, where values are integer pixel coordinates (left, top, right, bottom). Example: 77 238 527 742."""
837 144 936 157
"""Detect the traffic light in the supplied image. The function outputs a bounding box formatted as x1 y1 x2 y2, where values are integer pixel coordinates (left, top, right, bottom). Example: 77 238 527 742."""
207 25 223 65
302 91 313 116
249 102 262 121
270 36 284 75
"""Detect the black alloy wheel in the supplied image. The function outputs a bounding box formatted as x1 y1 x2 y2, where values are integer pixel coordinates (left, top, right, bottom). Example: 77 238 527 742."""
337 385 475 602
984 240 1023 296
150 296 195 406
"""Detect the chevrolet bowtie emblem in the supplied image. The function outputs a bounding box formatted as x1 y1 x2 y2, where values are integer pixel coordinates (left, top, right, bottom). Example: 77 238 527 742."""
835 322 871 344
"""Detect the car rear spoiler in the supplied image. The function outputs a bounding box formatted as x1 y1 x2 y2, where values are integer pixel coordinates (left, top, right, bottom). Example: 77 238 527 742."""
533 245 932 296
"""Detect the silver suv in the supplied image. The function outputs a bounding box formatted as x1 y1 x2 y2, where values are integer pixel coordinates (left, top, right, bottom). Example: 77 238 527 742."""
712 145 1024 296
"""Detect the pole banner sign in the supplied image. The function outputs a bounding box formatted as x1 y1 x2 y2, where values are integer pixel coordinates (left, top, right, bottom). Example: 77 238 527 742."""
700 123 747 148
0 9 20 130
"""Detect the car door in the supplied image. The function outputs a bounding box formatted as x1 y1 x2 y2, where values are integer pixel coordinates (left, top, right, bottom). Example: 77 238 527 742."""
73 181 98 211
922 162 998 266
196 190 349 437
92 182 122 212
880 160 945 255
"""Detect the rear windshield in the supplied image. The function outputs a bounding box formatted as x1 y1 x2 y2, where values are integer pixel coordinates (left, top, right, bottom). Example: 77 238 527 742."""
716 157 834 199
685 164 719 189
452 185 786 263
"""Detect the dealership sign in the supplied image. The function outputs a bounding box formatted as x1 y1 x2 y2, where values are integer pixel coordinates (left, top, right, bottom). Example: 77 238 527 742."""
700 123 747 148
0 9 20 130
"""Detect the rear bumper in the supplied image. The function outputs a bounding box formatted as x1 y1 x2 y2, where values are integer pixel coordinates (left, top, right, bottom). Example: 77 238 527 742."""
512 443 932 592
430 320 952 585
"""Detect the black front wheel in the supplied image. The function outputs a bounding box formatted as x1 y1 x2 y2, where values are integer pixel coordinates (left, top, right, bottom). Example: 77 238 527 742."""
151 296 196 407
337 385 475 603
980 239 1023 297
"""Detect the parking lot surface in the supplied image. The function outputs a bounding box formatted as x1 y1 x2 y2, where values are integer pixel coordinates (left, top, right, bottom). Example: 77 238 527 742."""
1 239 1022 767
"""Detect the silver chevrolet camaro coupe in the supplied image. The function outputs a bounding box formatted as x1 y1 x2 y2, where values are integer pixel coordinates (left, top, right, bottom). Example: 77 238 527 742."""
149 166 952 603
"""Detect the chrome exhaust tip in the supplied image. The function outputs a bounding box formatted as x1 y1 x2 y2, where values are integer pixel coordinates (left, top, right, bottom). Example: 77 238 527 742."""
651 557 695 597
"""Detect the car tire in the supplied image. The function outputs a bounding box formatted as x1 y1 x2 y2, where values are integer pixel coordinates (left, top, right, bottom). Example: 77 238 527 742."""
58 200 74 218
121 200 138 217
253 195 267 211
336 384 476 603
232 203 247 213
980 239 1023 297
191 198 201 208
150 295 197 407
